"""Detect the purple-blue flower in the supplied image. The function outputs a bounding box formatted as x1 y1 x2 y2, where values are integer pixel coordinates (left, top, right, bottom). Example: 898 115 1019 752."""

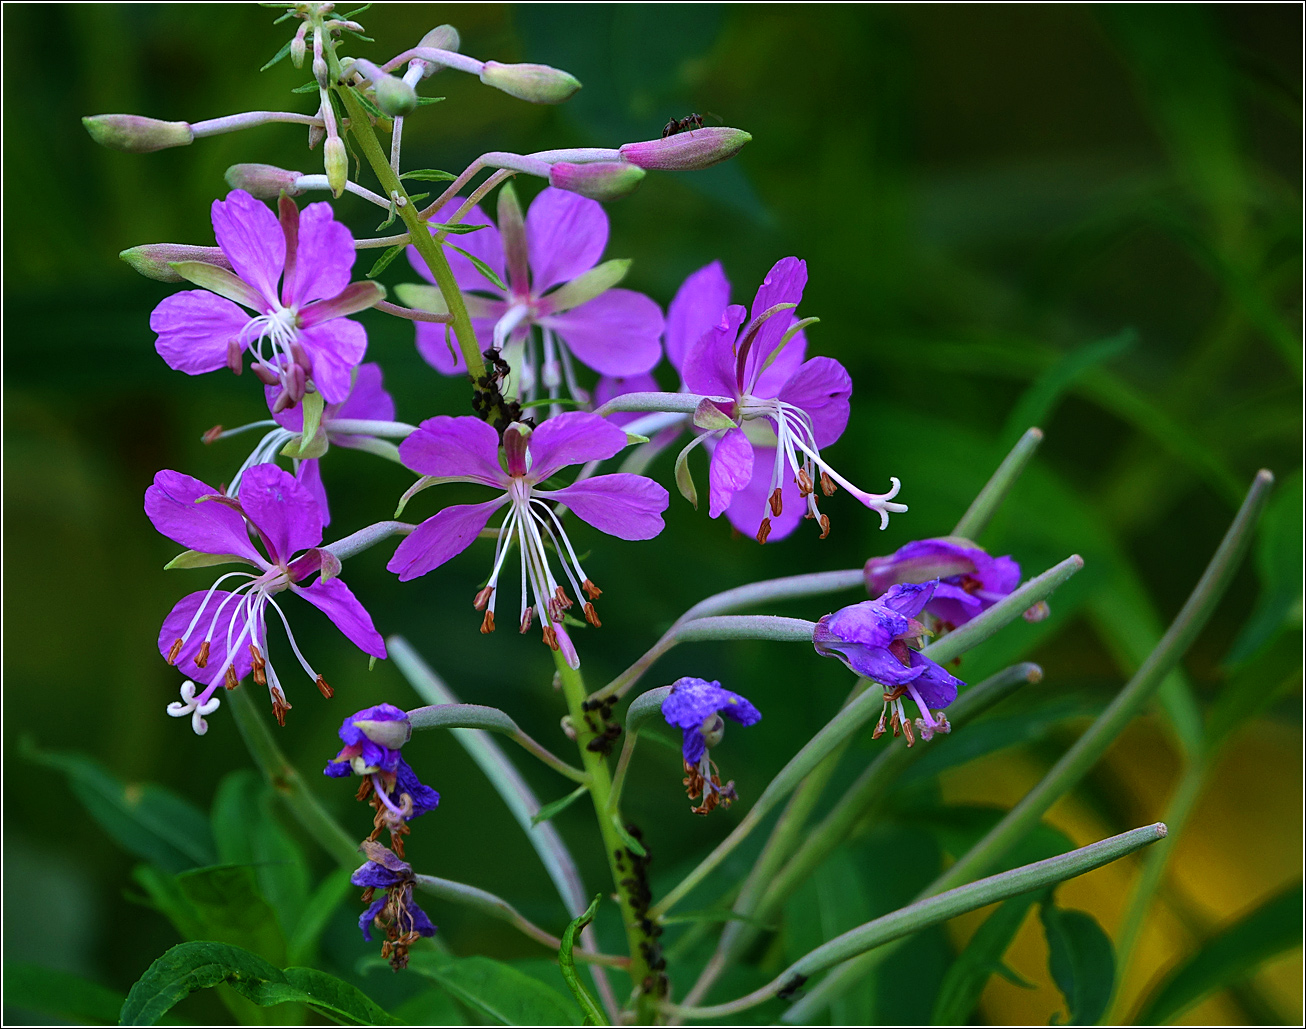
147 463 386 733
352 841 436 970
813 582 965 744
864 537 1033 631
386 412 669 656
150 190 382 408
323 704 439 833
661 677 761 814
406 188 663 401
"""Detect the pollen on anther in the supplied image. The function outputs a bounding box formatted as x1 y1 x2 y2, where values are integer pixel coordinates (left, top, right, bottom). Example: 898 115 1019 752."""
480 610 496 634
167 638 184 664
316 675 334 699
769 487 784 516
195 640 211 668
582 579 602 600
225 666 239 689
820 471 837 496
584 602 602 628
519 609 533 634
796 469 813 497
473 586 494 611
818 514 831 539
202 425 224 445
541 624 560 651
756 518 772 545
270 687 292 727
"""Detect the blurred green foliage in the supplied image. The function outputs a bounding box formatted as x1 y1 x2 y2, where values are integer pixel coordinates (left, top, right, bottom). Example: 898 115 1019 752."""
3 3 1300 1025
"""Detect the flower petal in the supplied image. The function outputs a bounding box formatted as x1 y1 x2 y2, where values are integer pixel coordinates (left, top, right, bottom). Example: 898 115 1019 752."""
293 575 386 658
744 257 806 387
399 415 506 486
334 361 396 423
666 261 731 373
751 326 808 398
408 201 505 297
821 601 906 649
211 190 284 307
295 459 330 527
238 464 323 565
298 318 368 405
682 304 746 399
721 445 806 542
879 581 937 619
151 290 251 376
286 200 355 306
387 498 507 582
525 187 608 292
158 589 258 688
146 470 262 562
907 653 963 709
707 428 753 519
778 356 852 448
543 474 669 540
393 758 440 818
542 288 664 377
357 895 388 941
526 411 628 480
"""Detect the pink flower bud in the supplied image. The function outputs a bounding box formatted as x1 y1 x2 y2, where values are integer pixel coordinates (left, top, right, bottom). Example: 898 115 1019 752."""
548 161 645 202
479 61 581 105
120 244 233 283
82 114 194 153
416 24 460 74
619 126 752 171
224 163 304 199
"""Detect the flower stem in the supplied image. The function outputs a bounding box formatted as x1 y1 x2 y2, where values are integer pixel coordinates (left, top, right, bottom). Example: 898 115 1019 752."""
951 426 1043 540
553 650 664 1024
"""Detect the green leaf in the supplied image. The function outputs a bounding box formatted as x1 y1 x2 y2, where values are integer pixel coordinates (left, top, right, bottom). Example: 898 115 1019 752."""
674 442 699 509
432 222 490 235
931 894 1040 1025
286 867 354 967
260 37 294 72
1226 471 1303 664
1 962 125 1024
279 390 328 459
348 85 388 123
1040 902 1114 1025
559 894 606 1025
400 168 458 182
542 259 630 314
27 742 215 872
291 79 319 94
447 242 509 291
392 987 467 1024
402 951 582 1025
163 548 251 570
530 783 589 826
366 244 406 279
1134 881 1303 1025
174 864 286 963
612 818 647 858
119 941 397 1026
415 95 447 106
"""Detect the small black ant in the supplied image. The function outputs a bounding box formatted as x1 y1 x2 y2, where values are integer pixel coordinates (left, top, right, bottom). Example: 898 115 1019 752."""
662 113 705 138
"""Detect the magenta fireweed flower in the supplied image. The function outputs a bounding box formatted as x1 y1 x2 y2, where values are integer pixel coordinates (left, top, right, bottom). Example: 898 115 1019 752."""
387 412 668 656
406 188 663 401
813 582 964 745
661 677 761 815
150 189 382 407
864 537 1031 631
679 257 907 543
147 463 386 732
324 704 439 833
352 841 437 970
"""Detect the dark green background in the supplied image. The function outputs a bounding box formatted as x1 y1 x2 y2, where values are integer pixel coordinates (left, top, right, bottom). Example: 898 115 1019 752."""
4 4 1301 1024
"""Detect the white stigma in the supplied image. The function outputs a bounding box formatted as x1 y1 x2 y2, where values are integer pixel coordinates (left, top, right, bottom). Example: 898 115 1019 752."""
167 680 222 735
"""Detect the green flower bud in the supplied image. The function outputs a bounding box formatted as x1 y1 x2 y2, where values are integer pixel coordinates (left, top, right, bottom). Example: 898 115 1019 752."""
478 61 581 105
82 114 193 153
120 244 232 283
224 163 304 199
324 136 348 198
373 73 418 118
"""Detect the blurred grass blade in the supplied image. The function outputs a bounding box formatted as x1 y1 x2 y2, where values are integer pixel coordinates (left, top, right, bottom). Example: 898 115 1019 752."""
560 896 607 1025
1225 470 1303 665
952 426 1044 540
931 894 1040 1025
1041 902 1115 1025
2 962 125 1025
1134 882 1303 1025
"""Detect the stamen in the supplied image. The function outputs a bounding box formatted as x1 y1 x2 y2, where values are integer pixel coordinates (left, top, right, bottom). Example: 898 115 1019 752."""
249 643 267 686
583 602 601 627
769 487 784 516
519 609 533 634
473 586 493 610
480 610 496 634
167 638 184 664
202 425 224 444
316 675 333 698
820 471 836 496
553 585 573 610
194 640 210 668
902 717 916 747
818 514 831 539
541 623 560 651
581 579 602 600
796 469 813 497
756 517 772 545
270 686 292 726
225 666 239 689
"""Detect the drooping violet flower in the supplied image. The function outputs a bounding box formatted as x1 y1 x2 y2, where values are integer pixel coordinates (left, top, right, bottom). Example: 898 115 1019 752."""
679 257 907 542
352 840 437 970
813 582 964 745
323 704 438 854
150 189 383 408
405 188 663 403
661 677 761 815
148 464 386 732
864 537 1039 632
387 412 668 659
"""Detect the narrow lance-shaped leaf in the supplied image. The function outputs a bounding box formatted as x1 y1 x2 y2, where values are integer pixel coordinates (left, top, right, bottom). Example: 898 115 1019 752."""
560 896 607 1025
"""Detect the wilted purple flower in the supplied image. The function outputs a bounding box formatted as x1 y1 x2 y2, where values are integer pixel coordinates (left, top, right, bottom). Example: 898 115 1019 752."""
150 190 382 407
352 841 437 970
661 677 760 815
148 463 386 732
813 582 964 745
678 257 906 543
864 537 1030 632
324 704 439 839
406 188 663 401
387 412 668 657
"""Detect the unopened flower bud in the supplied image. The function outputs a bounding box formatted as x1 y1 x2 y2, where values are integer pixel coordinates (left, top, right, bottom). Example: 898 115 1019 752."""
313 55 330 87
619 126 752 171
120 243 232 283
324 136 348 197
372 73 418 117
224 163 304 199
549 161 644 202
417 24 460 73
82 114 194 153
351 716 412 750
699 713 726 749
290 26 307 68
479 61 581 105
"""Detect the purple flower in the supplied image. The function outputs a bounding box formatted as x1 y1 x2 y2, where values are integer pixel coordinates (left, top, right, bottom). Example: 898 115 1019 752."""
864 537 1025 631
661 677 760 815
323 704 439 833
813 582 964 745
406 189 663 401
352 841 437 970
148 463 386 733
676 257 906 543
386 412 668 656
150 190 382 408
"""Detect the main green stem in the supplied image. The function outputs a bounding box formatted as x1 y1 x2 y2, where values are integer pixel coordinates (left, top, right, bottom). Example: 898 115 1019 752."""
554 652 663 1024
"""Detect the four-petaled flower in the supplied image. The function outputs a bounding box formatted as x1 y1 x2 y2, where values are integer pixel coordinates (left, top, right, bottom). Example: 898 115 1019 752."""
864 537 1039 631
680 257 906 543
147 463 386 732
151 189 382 409
386 412 669 657
406 188 663 402
324 703 438 855
661 677 761 815
352 841 437 970
813 582 964 745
